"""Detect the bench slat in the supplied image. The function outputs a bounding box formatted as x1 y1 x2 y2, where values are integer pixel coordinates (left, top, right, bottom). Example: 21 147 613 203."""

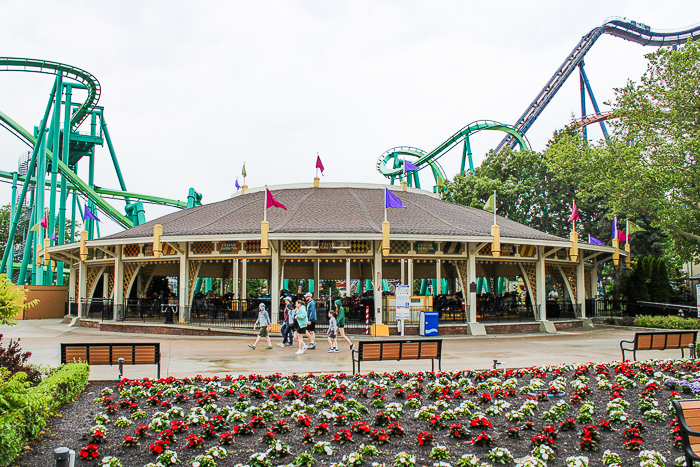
680 401 700 410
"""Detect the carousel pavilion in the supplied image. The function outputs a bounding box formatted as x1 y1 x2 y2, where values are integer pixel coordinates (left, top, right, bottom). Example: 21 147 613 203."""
46 182 622 334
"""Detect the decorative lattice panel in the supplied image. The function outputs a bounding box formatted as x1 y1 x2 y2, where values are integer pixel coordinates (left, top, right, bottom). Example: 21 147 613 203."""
122 263 140 299
520 262 537 305
187 260 201 303
191 242 215 255
245 241 261 254
559 265 578 302
350 240 371 253
143 243 154 256
390 241 411 255
106 265 115 299
124 244 140 257
481 261 496 292
452 260 468 295
139 264 156 297
85 265 102 298
442 242 464 255
284 240 301 253
479 244 492 255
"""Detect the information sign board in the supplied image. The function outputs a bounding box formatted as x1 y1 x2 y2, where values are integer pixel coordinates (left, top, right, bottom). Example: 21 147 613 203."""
396 284 411 320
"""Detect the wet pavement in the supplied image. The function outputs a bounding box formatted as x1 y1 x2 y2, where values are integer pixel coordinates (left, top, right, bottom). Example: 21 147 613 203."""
0 319 676 380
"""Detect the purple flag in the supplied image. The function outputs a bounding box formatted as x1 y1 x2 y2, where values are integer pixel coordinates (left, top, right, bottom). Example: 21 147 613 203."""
403 159 419 173
612 217 618 240
84 204 100 222
50 231 56 241
588 235 604 245
235 178 241 191
385 188 407 209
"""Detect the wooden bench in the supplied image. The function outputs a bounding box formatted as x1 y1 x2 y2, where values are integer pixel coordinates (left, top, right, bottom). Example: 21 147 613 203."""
673 399 700 466
61 343 161 379
351 339 442 374
619 330 697 361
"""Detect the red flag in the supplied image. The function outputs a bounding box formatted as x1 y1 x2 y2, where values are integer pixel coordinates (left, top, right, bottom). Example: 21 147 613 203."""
567 200 580 222
40 214 47 228
617 230 627 242
266 189 287 210
316 155 324 175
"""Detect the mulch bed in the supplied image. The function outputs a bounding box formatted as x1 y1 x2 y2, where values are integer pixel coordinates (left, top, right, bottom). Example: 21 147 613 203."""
14 359 698 467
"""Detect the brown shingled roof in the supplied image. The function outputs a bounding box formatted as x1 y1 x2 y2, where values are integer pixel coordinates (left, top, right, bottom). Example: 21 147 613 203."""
101 185 566 242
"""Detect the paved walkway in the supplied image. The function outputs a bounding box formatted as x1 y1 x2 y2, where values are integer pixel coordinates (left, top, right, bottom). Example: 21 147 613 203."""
0 320 669 380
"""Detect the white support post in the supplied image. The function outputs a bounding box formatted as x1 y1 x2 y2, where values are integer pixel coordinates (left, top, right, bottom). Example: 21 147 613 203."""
69 263 77 301
536 246 547 321
178 246 189 322
270 241 280 324
436 259 441 295
590 262 599 299
232 259 239 299
407 258 414 295
400 258 405 286
241 259 248 300
78 260 87 317
113 246 124 308
373 241 383 325
346 258 351 297
577 254 587 317
467 243 477 323
313 259 320 298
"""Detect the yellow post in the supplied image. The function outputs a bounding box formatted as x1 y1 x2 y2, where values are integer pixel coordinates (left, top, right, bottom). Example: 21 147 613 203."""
36 242 43 269
153 224 163 258
491 224 501 258
382 220 390 256
625 243 631 268
43 237 51 265
261 220 270 256
400 181 407 191
242 185 248 194
79 230 88 261
569 231 579 262
314 177 320 188
613 238 620 266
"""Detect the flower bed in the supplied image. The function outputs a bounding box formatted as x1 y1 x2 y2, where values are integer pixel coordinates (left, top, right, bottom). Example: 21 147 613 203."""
16 359 700 466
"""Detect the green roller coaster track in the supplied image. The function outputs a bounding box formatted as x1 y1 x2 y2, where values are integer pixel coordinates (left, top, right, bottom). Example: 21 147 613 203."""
376 120 529 189
0 57 201 286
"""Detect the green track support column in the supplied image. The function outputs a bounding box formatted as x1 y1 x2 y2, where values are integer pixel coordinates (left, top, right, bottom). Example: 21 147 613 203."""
461 137 474 174
187 188 202 208
308 279 314 294
70 189 77 243
7 173 18 279
47 75 62 285
87 149 95 239
420 279 428 295
57 84 72 285
497 277 505 295
283 279 289 290
441 278 449 294
382 279 389 292
195 278 203 295
100 114 130 204
205 278 213 293
1 80 56 276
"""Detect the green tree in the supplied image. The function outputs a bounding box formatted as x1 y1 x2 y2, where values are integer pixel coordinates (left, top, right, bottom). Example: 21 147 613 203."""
0 274 37 325
547 40 700 260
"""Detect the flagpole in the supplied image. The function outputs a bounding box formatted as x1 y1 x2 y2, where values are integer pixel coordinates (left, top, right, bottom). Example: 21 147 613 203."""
493 190 497 226
626 219 629 245
316 152 319 179
264 185 267 221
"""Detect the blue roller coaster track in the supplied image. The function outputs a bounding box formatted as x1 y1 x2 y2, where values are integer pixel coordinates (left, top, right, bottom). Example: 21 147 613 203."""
495 16 700 152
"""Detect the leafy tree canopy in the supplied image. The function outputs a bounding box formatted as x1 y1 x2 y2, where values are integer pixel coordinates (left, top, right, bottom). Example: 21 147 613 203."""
546 40 700 261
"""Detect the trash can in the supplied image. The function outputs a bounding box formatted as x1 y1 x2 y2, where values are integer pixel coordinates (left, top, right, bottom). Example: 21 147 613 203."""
419 311 439 336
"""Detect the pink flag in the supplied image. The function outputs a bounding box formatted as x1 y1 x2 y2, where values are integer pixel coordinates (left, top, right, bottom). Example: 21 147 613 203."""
266 188 287 210
40 214 47 228
617 230 627 242
316 155 325 175
568 200 580 222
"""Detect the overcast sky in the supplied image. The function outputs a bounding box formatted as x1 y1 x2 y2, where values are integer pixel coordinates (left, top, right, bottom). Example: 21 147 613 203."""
1 0 699 236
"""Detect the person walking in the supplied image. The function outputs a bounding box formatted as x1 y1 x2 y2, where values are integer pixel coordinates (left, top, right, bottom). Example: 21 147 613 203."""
294 299 309 355
304 292 317 349
327 309 339 352
334 298 354 350
277 296 295 347
249 303 273 350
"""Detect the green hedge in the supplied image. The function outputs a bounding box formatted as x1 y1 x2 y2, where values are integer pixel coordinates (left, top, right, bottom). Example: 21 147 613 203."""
634 315 700 330
0 362 89 466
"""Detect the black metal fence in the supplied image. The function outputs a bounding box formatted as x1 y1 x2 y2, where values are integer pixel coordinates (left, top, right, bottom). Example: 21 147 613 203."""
383 296 466 323
590 299 698 319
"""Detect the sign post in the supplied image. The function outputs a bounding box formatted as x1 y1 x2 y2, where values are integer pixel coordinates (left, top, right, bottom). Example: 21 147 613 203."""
696 284 700 315
396 284 411 336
